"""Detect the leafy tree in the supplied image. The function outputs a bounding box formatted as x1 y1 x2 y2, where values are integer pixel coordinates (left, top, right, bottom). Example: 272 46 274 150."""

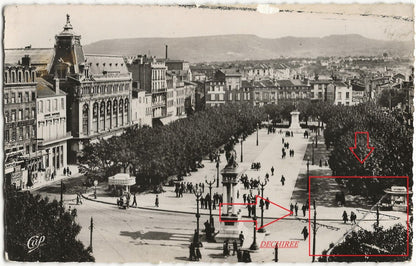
319 224 411 262
5 190 94 262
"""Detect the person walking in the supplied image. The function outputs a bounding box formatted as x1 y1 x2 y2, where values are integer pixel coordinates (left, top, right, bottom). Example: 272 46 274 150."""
301 226 309 240
342 210 348 224
350 211 356 224
232 239 238 256
265 173 269 182
271 166 274 176
195 246 202 261
155 195 159 207
281 175 286 186
243 194 247 204
295 203 299 216
302 204 306 217
132 193 137 207
290 203 294 215
265 198 270 210
239 231 245 247
189 242 196 261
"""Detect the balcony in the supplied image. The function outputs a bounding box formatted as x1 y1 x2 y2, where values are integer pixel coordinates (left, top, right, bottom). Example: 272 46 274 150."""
39 132 72 146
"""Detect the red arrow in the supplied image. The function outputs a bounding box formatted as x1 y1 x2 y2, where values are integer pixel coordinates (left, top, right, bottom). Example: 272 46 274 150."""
219 195 292 230
349 131 374 164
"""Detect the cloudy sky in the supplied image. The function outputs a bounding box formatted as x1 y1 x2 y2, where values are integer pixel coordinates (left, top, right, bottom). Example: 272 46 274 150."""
4 4 414 48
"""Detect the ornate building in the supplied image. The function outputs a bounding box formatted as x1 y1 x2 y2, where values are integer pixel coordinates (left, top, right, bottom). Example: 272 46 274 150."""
4 56 39 189
47 15 132 163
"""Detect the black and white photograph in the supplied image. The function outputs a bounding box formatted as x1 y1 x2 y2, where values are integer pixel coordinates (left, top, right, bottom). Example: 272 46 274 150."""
2 2 414 263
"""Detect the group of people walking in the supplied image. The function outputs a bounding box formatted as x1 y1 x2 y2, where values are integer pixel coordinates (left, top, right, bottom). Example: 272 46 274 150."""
342 210 357 224
290 202 308 217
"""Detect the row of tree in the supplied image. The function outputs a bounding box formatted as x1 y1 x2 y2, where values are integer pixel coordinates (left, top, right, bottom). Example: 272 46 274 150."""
78 103 264 187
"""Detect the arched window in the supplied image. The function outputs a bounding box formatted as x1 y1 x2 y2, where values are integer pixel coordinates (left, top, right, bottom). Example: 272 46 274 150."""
92 102 99 133
18 71 22 82
106 100 112 129
100 101 105 130
113 99 118 127
31 71 35 82
82 104 89 135
107 101 112 116
119 99 123 125
124 98 129 112
11 71 16 83
119 99 123 113
25 71 29 82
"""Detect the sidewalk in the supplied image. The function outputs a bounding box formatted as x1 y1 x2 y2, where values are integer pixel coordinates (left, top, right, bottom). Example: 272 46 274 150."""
26 164 80 191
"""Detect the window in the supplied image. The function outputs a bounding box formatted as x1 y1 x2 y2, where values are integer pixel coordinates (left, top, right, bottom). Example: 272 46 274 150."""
24 92 29 102
32 92 36 101
4 93 8 104
5 130 9 142
346 92 350 99
18 93 22 103
5 111 9 123
18 110 23 120
25 108 29 119
61 98 65 109
11 110 16 121
210 94 215 101
229 93 233 101
228 85 231 90
11 128 16 141
39 101 43 113
11 93 15 103
32 108 35 118
337 92 342 99
47 100 51 112
237 93 240 101
53 99 58 111
219 94 224 101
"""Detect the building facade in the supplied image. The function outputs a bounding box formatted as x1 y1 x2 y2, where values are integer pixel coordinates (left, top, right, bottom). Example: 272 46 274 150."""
4 58 39 189
36 78 71 184
47 15 132 163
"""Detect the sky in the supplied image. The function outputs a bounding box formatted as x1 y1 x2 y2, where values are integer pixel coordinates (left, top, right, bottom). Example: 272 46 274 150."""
3 4 414 48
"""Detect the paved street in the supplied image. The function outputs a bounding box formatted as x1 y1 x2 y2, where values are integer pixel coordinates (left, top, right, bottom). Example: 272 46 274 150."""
33 128 409 262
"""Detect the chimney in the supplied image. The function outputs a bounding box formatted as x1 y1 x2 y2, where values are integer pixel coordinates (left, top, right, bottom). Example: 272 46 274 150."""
22 55 31 66
55 78 60 95
165 45 168 60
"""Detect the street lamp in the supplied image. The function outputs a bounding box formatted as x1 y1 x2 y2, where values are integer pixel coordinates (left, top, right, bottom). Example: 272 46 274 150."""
312 139 315 165
306 157 310 191
205 176 216 242
240 135 246 163
216 160 220 188
94 180 98 199
194 187 203 246
250 208 259 250
257 177 267 233
256 122 259 146
312 200 317 262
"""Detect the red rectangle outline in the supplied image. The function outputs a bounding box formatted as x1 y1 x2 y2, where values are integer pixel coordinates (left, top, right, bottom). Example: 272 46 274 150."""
308 176 410 257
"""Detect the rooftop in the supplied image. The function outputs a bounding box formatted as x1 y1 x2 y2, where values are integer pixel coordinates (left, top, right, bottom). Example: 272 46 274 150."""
36 78 66 98
85 54 129 75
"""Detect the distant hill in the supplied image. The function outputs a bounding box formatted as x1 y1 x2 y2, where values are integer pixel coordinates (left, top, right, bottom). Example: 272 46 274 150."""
83 34 414 63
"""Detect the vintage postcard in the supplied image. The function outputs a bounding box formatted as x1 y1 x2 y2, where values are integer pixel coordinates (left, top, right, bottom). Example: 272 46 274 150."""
2 3 414 263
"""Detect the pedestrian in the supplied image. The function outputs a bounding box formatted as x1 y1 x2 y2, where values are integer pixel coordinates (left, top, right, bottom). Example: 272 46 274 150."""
189 242 196 261
282 137 284 144
212 199 216 210
66 166 70 176
195 246 202 261
232 239 238 255
237 189 239 199
247 205 251 217
63 167 67 176
76 193 79 205
295 203 298 216
350 211 356 224
132 193 137 207
200 196 205 209
301 226 309 240
239 231 245 247
290 203 294 215
271 166 274 176
302 204 306 217
155 195 159 207
265 173 269 182
342 210 348 224
242 250 252 262
265 198 270 210
281 175 285 186
237 249 242 262
243 194 247 204
223 240 230 256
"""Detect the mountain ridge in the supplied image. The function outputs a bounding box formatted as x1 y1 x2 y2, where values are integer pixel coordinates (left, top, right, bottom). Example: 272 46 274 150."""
83 34 414 63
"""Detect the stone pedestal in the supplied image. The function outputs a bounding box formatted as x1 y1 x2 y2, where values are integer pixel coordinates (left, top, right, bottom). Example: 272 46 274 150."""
216 166 243 241
289 110 303 133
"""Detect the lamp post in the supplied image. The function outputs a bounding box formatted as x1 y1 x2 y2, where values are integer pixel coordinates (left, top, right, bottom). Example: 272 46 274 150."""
240 135 246 163
258 177 267 233
250 212 259 250
194 187 203 246
315 132 318 148
256 123 259 146
93 180 98 199
216 160 220 188
306 157 310 191
205 177 216 242
312 139 315 165
312 200 317 262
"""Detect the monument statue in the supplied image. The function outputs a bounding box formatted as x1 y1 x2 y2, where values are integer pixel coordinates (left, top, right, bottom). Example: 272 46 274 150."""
226 149 238 169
